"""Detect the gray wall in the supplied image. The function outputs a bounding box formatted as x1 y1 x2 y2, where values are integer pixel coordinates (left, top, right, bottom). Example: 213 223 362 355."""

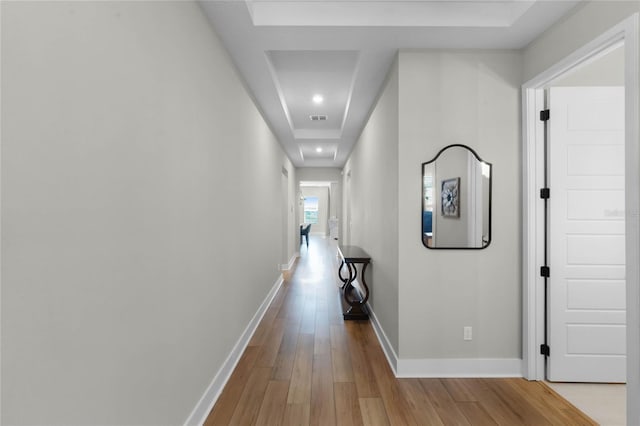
553 44 625 87
523 1 640 82
343 50 521 363
343 59 400 358
297 168 342 182
282 167 298 268
397 50 522 359
1 1 294 424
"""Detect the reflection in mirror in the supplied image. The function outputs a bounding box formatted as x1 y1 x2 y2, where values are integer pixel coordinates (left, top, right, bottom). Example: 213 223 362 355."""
422 144 492 249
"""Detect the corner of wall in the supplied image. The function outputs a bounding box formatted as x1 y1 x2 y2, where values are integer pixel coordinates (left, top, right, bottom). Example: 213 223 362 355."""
368 304 399 374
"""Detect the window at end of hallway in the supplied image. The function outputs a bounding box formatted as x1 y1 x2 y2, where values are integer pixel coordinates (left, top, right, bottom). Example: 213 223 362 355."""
303 196 319 224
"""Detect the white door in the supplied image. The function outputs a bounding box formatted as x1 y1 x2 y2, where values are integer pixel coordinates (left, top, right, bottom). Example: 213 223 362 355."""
345 173 351 245
281 171 289 268
548 87 626 382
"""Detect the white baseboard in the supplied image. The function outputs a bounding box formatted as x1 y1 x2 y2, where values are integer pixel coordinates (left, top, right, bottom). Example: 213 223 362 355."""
366 304 521 379
281 254 297 271
367 303 399 375
396 358 523 378
183 274 285 426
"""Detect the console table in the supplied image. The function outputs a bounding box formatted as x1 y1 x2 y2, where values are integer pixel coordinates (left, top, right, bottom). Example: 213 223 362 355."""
337 245 371 320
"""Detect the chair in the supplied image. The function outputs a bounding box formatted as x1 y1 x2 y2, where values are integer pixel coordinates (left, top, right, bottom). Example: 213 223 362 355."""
423 211 433 246
423 210 432 234
300 224 311 248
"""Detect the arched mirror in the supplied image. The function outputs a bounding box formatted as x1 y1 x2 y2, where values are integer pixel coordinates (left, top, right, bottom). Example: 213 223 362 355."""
422 144 492 249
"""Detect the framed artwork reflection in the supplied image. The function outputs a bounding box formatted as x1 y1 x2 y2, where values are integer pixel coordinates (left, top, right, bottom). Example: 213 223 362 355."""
441 177 460 217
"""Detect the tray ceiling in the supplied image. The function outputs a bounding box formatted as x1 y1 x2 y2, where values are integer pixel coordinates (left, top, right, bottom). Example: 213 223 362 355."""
200 0 581 167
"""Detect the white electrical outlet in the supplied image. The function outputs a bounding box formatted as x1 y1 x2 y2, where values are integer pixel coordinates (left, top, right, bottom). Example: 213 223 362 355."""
463 326 472 341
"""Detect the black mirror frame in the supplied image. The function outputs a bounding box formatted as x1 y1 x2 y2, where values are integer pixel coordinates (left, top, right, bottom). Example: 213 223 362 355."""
421 144 492 250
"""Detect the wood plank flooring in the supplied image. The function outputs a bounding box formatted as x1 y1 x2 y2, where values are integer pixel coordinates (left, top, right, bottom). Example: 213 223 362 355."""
205 237 596 426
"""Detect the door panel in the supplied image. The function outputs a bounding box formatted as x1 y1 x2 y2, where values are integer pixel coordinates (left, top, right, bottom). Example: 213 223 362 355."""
566 235 625 264
567 280 626 310
567 145 624 175
567 190 624 219
567 325 626 354
548 86 626 383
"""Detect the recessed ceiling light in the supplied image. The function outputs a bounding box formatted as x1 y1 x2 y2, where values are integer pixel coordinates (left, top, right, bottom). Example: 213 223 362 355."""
316 147 323 153
312 94 324 104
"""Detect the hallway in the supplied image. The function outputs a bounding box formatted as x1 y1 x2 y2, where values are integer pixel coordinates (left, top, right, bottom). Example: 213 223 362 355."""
204 237 595 425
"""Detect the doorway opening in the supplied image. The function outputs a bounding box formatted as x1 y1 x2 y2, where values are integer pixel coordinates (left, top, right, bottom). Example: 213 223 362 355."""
521 13 639 425
299 180 342 252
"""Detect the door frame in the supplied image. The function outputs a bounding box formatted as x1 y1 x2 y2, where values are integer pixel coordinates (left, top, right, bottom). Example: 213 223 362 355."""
281 167 290 270
521 10 639 419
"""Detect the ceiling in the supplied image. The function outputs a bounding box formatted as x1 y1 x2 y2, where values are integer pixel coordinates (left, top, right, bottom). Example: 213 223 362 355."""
199 0 581 168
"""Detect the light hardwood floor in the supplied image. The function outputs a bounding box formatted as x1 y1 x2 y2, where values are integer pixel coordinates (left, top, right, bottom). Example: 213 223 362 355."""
205 236 596 425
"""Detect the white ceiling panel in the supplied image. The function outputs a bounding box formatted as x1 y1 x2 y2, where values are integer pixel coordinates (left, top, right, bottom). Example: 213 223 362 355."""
248 1 535 28
299 142 338 161
266 50 358 135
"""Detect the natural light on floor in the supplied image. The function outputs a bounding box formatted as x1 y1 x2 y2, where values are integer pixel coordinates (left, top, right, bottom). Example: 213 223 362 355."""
546 382 626 426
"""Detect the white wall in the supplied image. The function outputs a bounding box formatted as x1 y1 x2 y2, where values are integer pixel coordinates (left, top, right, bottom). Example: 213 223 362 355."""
1 2 294 424
397 50 522 360
343 59 400 358
523 3 640 423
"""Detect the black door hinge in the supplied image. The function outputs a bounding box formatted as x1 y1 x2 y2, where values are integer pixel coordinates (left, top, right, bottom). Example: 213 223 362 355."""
540 188 550 199
540 109 550 121
540 344 550 356
540 266 550 277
